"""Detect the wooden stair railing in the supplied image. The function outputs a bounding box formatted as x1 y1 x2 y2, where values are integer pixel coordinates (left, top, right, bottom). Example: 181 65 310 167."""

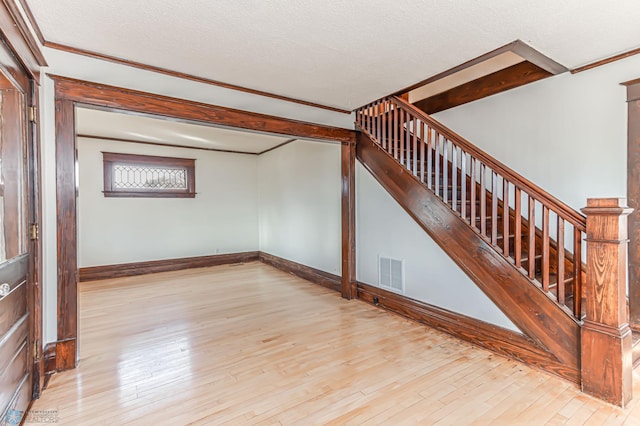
356 96 587 321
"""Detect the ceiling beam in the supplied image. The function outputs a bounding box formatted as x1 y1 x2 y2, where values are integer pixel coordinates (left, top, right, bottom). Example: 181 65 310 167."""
51 75 356 143
413 61 551 115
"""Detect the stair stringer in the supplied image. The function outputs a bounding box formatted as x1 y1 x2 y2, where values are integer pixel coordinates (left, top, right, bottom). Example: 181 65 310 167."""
357 132 580 381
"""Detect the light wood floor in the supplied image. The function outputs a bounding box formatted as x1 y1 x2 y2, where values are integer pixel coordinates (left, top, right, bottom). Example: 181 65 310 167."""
26 262 640 425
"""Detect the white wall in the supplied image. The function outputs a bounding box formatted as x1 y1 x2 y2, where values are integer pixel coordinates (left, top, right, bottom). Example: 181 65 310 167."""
258 140 342 275
433 55 640 212
77 138 259 267
356 163 518 331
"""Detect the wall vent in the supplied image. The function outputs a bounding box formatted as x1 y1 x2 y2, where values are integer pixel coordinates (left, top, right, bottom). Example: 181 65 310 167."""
379 256 404 293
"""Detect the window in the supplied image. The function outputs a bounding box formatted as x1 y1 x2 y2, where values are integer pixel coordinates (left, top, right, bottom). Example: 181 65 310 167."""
102 152 196 198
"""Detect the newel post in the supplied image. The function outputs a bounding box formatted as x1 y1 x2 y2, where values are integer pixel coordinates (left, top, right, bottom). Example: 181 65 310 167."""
580 198 633 407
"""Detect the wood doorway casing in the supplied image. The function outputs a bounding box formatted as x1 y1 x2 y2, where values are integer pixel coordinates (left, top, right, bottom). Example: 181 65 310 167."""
625 77 640 329
52 76 357 370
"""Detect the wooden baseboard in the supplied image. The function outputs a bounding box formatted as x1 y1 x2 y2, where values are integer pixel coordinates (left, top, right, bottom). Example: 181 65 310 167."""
79 251 260 282
42 342 56 390
54 338 77 372
357 282 579 383
259 252 341 293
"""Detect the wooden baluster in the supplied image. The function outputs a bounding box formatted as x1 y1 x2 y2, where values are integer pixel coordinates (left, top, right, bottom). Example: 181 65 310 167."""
557 217 565 305
412 117 418 176
515 187 522 267
435 132 440 197
388 102 394 155
580 198 633 406
443 138 449 204
368 104 372 135
381 100 387 150
491 172 498 245
376 100 381 144
461 151 467 220
528 196 536 279
452 145 458 213
393 103 398 160
398 110 403 163
542 206 550 292
400 110 409 167
427 127 433 189
420 121 425 183
573 228 582 317
480 164 487 236
371 103 375 137
470 158 477 230
405 112 411 168
503 179 509 256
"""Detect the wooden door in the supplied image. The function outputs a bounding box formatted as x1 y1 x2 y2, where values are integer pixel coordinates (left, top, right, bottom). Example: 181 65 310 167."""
0 39 35 425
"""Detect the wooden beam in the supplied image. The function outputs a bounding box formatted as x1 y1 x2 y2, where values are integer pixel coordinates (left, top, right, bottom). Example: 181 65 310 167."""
51 76 354 143
55 98 78 371
413 62 552 115
626 79 640 330
390 39 565 98
341 137 356 299
580 198 633 407
54 76 355 370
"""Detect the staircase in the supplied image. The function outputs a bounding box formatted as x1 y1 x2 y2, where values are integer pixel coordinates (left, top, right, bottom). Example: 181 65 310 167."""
355 96 587 381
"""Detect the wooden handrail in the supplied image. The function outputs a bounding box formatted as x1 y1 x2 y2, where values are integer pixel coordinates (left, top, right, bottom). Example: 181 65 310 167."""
390 96 586 230
356 96 587 320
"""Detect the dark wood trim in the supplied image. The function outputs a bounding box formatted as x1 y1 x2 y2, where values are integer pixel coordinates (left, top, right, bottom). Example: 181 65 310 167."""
626 79 640 330
44 41 350 114
389 39 566 99
413 62 552 115
55 98 77 358
259 252 341 293
0 0 46 79
51 75 355 143
624 78 640 103
29 81 44 397
79 252 260 282
54 76 353 373
356 132 580 369
102 151 196 198
357 282 579 383
54 338 76 371
341 139 356 299
257 138 297 155
572 47 640 74
42 342 56 390
78 134 259 156
15 0 45 45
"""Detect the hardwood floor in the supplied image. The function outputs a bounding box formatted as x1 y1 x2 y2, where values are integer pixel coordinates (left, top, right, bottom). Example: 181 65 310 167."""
25 262 640 424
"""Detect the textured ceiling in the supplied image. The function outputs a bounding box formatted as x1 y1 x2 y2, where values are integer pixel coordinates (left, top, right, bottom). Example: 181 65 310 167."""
28 0 640 110
76 108 292 154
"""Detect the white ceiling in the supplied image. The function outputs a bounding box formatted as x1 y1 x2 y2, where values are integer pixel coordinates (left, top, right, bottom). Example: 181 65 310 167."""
26 0 640 111
76 107 293 154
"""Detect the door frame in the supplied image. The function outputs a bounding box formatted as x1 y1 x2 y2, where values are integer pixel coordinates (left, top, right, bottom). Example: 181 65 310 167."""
625 77 640 329
0 0 46 400
51 75 357 370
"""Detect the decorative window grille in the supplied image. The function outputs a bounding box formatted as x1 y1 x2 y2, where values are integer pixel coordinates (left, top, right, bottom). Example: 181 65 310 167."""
103 152 196 198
